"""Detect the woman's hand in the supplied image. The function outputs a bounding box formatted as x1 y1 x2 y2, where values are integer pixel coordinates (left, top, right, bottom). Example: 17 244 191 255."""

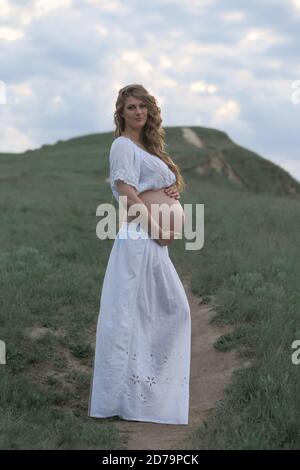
155 230 179 247
164 184 180 200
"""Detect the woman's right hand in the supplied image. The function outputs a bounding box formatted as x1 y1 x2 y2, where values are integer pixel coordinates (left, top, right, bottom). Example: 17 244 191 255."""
155 230 177 247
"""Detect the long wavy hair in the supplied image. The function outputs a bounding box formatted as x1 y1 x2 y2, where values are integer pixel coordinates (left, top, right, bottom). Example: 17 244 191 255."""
113 84 186 193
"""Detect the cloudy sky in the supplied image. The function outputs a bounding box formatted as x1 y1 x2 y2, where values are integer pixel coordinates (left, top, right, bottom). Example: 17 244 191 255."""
0 0 299 182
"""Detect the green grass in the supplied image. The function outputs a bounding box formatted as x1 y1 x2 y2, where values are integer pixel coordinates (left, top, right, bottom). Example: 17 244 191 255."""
172 179 300 450
1 127 300 449
0 132 125 449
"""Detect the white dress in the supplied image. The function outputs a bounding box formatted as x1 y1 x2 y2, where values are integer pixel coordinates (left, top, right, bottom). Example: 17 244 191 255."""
88 136 191 425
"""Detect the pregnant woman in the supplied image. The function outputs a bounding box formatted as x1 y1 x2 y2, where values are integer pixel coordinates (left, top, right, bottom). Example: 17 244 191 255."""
88 84 191 425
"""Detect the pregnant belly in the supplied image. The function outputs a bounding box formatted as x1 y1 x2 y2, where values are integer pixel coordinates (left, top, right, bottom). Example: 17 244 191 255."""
127 188 184 236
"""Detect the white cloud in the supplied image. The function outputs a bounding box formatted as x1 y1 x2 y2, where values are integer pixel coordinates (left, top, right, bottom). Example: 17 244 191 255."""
158 55 173 70
52 95 63 105
0 27 24 41
159 0 215 14
264 59 282 69
239 28 290 52
94 24 109 37
190 80 217 94
11 82 33 98
220 11 246 23
34 0 73 16
0 124 35 152
0 0 15 20
7 0 74 26
120 50 154 76
291 0 300 11
215 100 240 120
85 0 129 13
157 77 178 87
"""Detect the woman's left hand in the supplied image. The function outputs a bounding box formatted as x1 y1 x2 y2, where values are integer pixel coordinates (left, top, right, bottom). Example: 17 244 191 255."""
164 184 180 200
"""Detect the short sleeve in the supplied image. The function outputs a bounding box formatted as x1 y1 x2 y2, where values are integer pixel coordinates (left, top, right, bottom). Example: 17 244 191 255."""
109 137 141 201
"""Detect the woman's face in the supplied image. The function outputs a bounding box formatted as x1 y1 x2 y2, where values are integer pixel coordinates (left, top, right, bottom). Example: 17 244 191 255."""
122 96 148 130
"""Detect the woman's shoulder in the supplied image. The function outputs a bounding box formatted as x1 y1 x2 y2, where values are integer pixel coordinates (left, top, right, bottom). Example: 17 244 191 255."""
111 135 133 149
109 136 144 170
109 136 133 158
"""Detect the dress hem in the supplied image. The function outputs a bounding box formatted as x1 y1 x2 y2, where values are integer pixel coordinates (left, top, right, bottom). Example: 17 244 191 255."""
88 413 188 426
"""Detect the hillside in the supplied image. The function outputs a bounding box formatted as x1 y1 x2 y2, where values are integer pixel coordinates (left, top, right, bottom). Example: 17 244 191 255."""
165 126 300 197
1 125 299 198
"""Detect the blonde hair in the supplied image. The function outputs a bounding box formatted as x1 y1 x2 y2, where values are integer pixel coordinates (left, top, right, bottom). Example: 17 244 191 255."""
112 84 186 193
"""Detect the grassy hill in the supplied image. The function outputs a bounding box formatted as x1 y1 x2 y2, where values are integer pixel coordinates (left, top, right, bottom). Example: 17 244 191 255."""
166 126 300 197
0 126 299 449
7 125 299 198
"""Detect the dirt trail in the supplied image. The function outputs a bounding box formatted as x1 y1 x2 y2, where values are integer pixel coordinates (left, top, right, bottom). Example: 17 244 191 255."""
115 275 248 450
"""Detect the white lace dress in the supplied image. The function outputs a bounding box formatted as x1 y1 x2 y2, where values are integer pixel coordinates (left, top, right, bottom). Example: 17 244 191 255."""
88 136 191 425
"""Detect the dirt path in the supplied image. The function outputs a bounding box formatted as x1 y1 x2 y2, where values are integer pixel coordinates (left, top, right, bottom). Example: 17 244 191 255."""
115 275 248 450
